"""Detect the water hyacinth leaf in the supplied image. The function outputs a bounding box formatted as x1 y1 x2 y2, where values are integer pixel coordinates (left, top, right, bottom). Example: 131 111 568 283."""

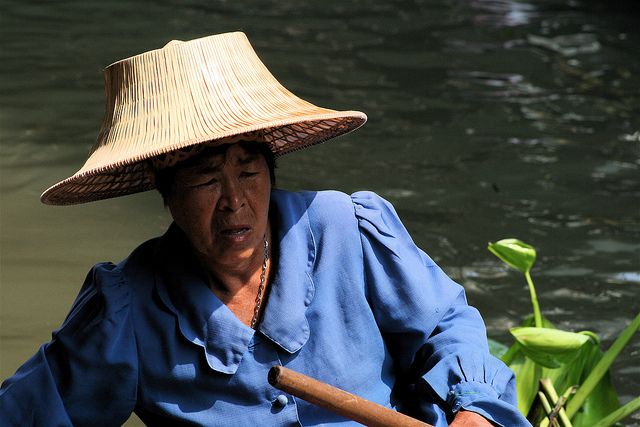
487 240 542 327
488 239 536 273
510 327 592 368
566 312 640 419
572 370 619 427
578 330 600 346
536 333 619 426
499 315 555 365
509 352 542 414
522 350 562 369
542 343 594 401
567 344 620 427
591 396 640 427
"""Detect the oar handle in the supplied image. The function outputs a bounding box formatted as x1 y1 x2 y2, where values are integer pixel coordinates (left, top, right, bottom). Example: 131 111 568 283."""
268 366 433 427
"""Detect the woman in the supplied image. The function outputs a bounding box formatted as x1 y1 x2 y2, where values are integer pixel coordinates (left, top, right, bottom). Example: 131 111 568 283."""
0 33 529 426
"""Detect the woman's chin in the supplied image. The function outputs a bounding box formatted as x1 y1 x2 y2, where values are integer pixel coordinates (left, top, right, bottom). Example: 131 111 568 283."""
212 241 263 267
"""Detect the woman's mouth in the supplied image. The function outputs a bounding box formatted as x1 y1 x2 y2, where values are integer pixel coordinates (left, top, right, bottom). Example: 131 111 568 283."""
220 226 251 237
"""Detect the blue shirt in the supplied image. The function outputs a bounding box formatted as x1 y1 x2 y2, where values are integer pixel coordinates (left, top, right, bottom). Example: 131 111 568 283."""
0 190 529 426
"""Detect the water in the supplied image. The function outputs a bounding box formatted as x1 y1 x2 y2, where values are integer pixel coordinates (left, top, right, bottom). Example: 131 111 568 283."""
1 0 638 425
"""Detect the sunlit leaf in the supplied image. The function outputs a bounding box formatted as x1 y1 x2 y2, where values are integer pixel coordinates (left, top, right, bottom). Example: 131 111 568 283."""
510 327 593 368
543 344 593 398
566 312 639 420
488 238 537 273
509 351 542 414
530 335 620 426
567 344 620 427
499 315 556 365
591 396 640 427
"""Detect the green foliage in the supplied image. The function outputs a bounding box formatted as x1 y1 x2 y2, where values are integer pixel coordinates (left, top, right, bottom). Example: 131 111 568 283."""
592 397 640 427
488 239 542 327
488 239 536 274
566 313 640 421
487 238 639 427
510 327 594 369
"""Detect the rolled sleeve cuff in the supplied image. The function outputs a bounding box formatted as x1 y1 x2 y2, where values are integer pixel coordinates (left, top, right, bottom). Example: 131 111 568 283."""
422 351 530 426
447 382 532 427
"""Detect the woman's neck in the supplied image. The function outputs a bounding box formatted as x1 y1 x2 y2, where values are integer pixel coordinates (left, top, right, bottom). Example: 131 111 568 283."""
198 219 271 291
202 241 273 327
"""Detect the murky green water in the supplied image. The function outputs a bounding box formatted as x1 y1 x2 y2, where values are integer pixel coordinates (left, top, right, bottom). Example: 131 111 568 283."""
1 0 638 425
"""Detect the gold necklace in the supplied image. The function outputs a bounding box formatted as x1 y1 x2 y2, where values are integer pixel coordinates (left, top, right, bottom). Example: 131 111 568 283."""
250 237 269 329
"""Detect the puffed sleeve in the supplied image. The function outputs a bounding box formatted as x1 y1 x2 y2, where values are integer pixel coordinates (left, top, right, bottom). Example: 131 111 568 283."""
0 262 138 427
352 191 529 427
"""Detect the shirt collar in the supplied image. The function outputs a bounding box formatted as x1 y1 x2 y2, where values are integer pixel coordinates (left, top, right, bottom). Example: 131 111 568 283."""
257 189 316 354
153 189 316 374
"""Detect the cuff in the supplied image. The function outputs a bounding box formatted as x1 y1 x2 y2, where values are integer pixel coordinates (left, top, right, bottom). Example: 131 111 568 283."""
447 381 532 427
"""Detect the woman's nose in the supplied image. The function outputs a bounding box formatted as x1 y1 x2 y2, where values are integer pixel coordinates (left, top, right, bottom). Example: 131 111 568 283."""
217 178 245 211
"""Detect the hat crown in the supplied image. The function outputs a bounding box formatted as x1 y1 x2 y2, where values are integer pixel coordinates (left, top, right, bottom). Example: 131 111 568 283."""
163 39 184 48
90 32 285 171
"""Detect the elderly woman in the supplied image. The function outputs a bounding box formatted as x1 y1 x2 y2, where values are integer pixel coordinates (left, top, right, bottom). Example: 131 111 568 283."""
0 33 529 427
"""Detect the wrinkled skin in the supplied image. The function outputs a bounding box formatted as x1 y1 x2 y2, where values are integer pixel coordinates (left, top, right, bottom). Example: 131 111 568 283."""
166 144 272 325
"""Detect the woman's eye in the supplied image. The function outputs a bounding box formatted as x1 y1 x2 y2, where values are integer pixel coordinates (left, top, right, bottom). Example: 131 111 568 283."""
240 171 258 178
192 178 218 188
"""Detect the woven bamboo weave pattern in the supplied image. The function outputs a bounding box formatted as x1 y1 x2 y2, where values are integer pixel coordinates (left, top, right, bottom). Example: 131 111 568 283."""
41 32 366 205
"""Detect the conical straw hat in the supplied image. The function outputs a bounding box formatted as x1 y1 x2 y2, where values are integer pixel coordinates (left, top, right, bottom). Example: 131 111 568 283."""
41 32 367 205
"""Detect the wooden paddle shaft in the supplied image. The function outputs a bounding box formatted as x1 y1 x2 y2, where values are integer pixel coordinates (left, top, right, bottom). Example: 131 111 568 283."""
268 366 433 427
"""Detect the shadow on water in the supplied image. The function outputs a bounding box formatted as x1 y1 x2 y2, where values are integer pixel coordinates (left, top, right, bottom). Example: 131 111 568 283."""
1 0 638 425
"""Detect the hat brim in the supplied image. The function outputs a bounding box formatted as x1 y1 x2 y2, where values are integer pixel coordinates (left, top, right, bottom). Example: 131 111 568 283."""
40 111 366 205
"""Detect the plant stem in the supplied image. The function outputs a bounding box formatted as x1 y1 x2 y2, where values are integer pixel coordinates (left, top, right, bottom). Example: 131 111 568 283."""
500 343 520 365
525 270 542 328
539 378 573 427
538 391 554 418
566 312 640 418
591 396 640 427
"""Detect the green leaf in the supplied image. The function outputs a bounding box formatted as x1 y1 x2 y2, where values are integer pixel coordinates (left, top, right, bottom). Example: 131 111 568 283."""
591 396 640 427
532 334 620 426
543 343 595 399
567 344 620 427
501 315 555 365
488 238 537 274
566 312 640 419
517 338 620 425
510 327 593 369
509 351 542 415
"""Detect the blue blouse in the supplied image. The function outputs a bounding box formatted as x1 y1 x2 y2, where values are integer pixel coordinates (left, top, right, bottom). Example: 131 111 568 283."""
0 190 529 426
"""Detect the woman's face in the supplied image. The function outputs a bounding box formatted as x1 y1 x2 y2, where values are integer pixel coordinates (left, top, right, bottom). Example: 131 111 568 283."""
166 144 272 272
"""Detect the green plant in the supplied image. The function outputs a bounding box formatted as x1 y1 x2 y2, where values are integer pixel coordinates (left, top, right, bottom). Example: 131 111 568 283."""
487 238 640 427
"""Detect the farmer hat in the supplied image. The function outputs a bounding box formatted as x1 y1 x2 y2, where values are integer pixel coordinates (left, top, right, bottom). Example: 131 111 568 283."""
41 32 366 205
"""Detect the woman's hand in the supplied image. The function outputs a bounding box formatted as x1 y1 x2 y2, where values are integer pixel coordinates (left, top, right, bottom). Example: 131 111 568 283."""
450 410 495 426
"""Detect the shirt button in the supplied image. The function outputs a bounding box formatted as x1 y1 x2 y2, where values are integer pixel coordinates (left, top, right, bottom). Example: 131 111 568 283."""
275 394 289 406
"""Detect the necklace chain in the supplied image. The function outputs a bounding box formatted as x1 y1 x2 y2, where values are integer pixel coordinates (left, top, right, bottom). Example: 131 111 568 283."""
250 236 269 329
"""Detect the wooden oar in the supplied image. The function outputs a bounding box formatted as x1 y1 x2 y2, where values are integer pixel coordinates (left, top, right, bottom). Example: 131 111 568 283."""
268 366 433 427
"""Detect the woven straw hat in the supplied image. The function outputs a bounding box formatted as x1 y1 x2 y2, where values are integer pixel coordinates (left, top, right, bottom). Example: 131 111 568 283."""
41 32 367 205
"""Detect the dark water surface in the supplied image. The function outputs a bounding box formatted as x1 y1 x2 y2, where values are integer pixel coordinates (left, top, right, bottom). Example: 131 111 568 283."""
1 0 638 425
